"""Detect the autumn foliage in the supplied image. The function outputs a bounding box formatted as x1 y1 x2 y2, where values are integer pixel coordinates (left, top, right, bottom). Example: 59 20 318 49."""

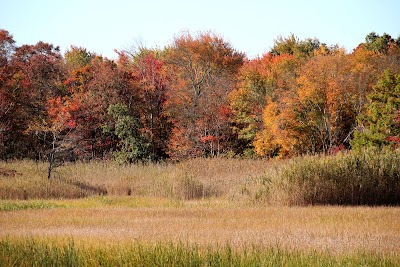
0 29 399 162
165 32 244 159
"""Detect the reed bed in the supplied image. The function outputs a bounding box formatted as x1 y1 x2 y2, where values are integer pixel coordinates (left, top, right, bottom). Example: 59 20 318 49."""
1 148 399 206
263 148 400 206
0 158 273 202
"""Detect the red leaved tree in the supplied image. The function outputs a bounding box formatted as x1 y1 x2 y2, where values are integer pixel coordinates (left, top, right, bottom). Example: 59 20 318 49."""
165 31 244 159
0 29 16 157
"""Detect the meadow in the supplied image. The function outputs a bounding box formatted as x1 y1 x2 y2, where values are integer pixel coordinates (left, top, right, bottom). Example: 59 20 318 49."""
1 148 400 266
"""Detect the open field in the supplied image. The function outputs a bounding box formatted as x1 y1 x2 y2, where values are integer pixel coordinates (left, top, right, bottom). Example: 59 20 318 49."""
1 199 400 266
1 151 400 265
1 202 400 253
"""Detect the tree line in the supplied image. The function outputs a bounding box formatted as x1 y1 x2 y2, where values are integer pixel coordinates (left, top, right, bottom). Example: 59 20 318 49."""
1 29 399 164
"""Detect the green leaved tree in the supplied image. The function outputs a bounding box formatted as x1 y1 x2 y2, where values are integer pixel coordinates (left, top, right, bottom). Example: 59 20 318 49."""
107 103 153 163
351 69 400 149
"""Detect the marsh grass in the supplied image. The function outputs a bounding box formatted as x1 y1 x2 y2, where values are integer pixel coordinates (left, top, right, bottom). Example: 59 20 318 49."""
2 205 399 255
0 148 399 206
0 158 272 202
0 160 102 199
1 150 399 265
263 148 400 206
0 238 398 267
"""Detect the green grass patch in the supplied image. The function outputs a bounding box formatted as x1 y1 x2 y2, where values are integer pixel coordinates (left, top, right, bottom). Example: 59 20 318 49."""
59 196 184 209
0 238 398 267
0 197 177 211
0 196 233 211
0 200 65 211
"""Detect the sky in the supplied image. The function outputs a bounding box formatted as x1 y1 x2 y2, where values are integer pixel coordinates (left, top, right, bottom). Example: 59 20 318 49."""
1 0 399 59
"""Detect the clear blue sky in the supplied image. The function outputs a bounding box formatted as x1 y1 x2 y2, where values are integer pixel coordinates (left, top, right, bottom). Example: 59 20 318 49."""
1 0 399 59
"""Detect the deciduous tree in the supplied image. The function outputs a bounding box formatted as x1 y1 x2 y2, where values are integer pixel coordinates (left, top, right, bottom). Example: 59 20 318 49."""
62 56 130 159
107 103 151 163
230 53 299 156
165 31 244 159
271 34 320 59
0 29 16 157
10 41 65 159
255 48 360 156
129 49 171 159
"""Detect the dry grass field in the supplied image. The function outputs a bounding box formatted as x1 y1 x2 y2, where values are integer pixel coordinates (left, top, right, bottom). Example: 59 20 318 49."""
0 158 274 201
1 204 400 255
1 151 400 265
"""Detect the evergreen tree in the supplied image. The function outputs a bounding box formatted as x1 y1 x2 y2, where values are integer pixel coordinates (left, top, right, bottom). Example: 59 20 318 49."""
351 70 400 148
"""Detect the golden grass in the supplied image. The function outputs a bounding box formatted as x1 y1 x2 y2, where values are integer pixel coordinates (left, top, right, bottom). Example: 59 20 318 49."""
1 156 399 262
1 204 399 255
1 149 399 205
0 158 273 201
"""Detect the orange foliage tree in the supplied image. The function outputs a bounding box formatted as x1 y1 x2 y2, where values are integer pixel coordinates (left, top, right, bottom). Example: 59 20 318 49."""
230 52 300 156
165 31 244 159
254 39 400 157
255 48 359 156
61 54 131 159
11 41 66 159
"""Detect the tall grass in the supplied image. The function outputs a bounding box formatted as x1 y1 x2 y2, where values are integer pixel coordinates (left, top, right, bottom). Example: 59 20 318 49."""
0 158 272 202
264 148 400 206
0 239 398 267
0 161 103 199
1 148 399 205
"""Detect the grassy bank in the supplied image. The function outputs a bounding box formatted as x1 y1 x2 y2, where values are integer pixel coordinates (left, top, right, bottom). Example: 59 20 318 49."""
1 239 398 267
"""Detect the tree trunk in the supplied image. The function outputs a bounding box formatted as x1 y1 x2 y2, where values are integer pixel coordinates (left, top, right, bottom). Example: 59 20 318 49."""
47 152 54 179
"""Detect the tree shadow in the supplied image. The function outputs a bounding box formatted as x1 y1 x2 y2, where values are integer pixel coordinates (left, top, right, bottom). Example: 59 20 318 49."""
57 176 108 196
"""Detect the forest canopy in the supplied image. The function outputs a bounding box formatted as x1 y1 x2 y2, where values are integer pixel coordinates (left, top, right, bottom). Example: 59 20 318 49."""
1 29 399 162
